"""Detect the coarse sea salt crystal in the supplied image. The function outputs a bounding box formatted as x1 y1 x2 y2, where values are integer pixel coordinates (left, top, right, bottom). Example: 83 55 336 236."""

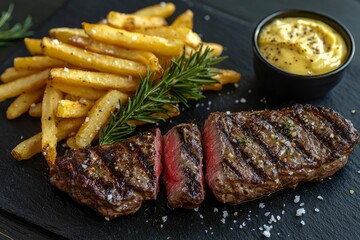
294 195 300 203
314 208 320 213
296 208 306 216
259 203 265 208
223 210 229 218
264 212 270 217
213 208 218 212
317 195 324 200
263 230 271 238
162 216 168 222
300 220 305 226
300 203 305 207
52 39 60 45
240 98 247 103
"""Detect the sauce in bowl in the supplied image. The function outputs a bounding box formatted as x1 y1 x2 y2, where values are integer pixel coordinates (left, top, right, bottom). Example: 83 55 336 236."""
258 17 347 75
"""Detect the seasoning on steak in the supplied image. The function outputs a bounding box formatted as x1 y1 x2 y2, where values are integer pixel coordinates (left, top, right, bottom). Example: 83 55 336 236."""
163 123 205 209
49 128 162 219
202 104 359 204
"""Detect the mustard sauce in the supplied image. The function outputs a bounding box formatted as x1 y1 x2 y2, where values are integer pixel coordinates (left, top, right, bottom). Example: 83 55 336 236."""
258 17 347 75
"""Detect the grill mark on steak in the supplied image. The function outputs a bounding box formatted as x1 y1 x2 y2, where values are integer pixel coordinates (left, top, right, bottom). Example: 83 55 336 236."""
294 105 347 158
260 110 333 164
256 113 317 166
162 123 205 209
216 116 262 183
50 128 162 218
94 147 130 200
129 142 155 182
203 105 359 204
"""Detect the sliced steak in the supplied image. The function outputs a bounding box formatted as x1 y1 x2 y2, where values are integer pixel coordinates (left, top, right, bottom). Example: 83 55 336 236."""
202 104 359 204
163 123 205 208
49 128 162 219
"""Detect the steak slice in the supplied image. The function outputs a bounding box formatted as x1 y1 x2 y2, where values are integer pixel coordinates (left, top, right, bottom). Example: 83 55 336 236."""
163 123 205 209
49 128 162 219
202 104 359 204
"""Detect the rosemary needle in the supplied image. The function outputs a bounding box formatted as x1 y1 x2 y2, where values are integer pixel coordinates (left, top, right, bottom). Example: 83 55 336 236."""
100 47 226 145
0 4 33 46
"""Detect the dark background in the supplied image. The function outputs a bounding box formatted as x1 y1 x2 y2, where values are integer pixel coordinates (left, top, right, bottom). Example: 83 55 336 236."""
0 0 359 239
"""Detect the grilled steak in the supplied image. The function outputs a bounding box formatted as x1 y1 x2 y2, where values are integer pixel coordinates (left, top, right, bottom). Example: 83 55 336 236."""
163 124 205 208
202 104 359 204
49 128 162 219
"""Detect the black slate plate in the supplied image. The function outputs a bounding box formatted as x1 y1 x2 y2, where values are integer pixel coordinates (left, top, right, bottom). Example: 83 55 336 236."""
0 0 359 239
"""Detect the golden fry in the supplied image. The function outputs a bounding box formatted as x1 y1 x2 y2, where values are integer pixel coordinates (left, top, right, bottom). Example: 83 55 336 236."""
83 23 183 57
128 104 180 125
107 11 167 30
75 90 129 148
14 56 69 70
24 38 43 55
11 118 84 160
29 102 42 117
56 99 94 118
1 67 39 83
6 88 44 119
41 37 148 76
131 26 201 48
203 69 241 91
133 2 175 18
0 69 49 102
41 85 63 167
66 136 79 149
49 28 87 43
49 68 138 92
51 82 106 100
202 42 223 57
68 35 161 71
171 10 193 29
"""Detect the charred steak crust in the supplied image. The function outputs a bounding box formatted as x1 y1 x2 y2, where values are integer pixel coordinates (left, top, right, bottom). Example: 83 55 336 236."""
163 123 205 208
49 128 162 219
202 104 359 204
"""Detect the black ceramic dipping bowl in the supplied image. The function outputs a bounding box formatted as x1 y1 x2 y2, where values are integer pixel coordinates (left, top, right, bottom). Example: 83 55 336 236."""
253 10 355 100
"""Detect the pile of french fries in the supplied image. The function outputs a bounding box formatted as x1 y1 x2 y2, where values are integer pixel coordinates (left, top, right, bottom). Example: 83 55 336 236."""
0 3 241 168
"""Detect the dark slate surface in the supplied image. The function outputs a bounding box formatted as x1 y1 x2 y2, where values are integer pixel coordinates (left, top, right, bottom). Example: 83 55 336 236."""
0 0 359 239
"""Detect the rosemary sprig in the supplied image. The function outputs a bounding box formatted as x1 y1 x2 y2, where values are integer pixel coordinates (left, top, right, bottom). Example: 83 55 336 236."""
0 4 33 46
100 47 226 145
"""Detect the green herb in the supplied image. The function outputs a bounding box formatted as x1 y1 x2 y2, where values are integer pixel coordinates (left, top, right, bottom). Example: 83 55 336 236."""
100 47 225 145
0 4 33 46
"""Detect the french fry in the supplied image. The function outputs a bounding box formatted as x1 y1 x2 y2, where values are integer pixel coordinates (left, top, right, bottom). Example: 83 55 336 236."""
41 85 63 167
83 23 184 57
131 26 201 48
66 136 79 149
56 99 94 118
107 11 167 30
49 28 87 43
203 69 241 91
49 68 139 92
128 104 180 125
50 82 106 100
75 90 129 148
14 56 69 70
11 118 84 160
171 10 193 29
24 38 43 55
0 67 39 83
41 37 148 76
202 42 223 57
29 102 42 117
6 88 44 119
68 35 161 71
133 2 175 18
0 69 49 102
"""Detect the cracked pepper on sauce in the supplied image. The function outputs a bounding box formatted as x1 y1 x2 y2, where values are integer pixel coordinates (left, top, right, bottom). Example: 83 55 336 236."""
258 17 347 75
